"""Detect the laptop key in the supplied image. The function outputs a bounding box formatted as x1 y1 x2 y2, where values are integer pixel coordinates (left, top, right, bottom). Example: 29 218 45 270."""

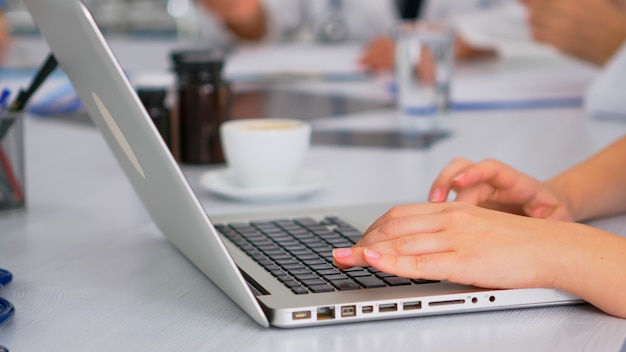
325 274 349 281
301 279 327 287
346 270 373 278
316 269 343 276
309 264 334 271
283 280 302 288
301 259 326 266
288 269 315 276
374 272 395 278
291 287 309 295
297 274 319 281
309 284 335 293
330 280 361 291
354 276 387 288
383 277 412 286
282 263 304 270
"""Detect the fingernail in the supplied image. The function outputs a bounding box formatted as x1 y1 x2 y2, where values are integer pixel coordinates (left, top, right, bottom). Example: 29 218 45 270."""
333 248 352 258
452 173 465 183
364 248 381 260
429 188 442 202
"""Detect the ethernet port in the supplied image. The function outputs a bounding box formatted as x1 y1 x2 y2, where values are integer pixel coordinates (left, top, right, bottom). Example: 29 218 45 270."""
317 306 335 320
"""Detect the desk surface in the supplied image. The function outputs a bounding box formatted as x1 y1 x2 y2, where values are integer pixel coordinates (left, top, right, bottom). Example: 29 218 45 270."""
2 37 626 351
1 105 626 351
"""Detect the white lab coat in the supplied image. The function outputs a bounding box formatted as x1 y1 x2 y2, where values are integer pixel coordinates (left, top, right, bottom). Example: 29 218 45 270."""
585 41 626 117
449 2 558 59
195 0 515 48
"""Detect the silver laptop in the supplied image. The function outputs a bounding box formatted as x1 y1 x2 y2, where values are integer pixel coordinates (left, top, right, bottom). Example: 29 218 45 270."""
23 0 582 328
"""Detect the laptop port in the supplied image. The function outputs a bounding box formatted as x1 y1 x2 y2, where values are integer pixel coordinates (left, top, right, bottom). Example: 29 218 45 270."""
317 306 335 320
379 303 398 313
402 301 422 311
362 305 374 314
341 305 356 317
292 311 311 320
428 299 465 307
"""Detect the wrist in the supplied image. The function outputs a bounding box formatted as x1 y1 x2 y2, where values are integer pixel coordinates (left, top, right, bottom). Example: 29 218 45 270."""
538 221 589 291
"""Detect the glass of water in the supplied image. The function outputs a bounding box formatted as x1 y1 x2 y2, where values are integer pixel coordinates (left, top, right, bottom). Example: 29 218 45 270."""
394 21 455 130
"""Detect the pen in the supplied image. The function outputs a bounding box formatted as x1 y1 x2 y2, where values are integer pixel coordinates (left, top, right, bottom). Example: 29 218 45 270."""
0 88 10 111
10 53 58 113
0 53 58 142
0 54 56 207
0 88 11 141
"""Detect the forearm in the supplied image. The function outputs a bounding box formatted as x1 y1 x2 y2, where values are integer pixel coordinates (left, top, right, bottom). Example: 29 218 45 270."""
222 7 267 41
547 135 626 221
197 0 269 42
550 222 626 318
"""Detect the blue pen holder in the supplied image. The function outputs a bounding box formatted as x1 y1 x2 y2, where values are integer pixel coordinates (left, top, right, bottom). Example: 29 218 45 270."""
0 111 25 213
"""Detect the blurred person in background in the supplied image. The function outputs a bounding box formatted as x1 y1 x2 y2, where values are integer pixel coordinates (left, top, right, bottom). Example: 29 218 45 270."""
359 0 516 71
362 0 626 71
523 0 626 117
524 0 626 66
193 0 514 53
0 0 11 64
194 0 396 46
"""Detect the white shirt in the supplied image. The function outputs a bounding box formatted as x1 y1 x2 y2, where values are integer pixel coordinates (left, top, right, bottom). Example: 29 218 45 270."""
585 41 626 117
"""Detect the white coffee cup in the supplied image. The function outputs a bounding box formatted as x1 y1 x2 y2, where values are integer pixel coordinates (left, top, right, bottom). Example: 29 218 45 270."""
220 118 311 188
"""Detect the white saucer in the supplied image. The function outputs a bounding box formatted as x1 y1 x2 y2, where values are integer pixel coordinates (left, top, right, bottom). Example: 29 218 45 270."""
199 168 329 202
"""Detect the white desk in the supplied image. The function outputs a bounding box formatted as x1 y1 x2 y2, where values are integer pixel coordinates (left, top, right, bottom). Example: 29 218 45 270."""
1 105 626 351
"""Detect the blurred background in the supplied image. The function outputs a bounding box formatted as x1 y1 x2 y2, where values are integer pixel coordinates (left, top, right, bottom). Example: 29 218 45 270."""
5 0 186 37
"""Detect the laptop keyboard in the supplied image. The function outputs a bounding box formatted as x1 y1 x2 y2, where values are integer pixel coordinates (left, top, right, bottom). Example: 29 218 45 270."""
215 216 439 295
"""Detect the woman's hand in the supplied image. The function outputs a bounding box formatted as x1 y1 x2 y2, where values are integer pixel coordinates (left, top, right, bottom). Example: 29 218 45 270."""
428 158 575 221
358 35 395 72
333 202 562 289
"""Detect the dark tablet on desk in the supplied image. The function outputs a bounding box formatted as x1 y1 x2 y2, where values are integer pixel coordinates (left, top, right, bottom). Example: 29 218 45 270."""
230 89 392 120
311 128 451 149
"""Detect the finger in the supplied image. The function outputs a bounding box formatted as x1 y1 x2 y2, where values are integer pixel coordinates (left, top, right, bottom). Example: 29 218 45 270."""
362 248 457 281
360 210 447 248
429 157 474 202
364 232 452 257
361 203 446 239
453 182 498 205
332 247 369 269
333 232 454 270
450 159 541 205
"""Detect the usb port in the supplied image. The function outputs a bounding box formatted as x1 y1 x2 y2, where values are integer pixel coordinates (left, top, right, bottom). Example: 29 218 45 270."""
362 305 374 314
341 305 356 317
292 311 311 320
379 303 398 313
403 301 422 311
